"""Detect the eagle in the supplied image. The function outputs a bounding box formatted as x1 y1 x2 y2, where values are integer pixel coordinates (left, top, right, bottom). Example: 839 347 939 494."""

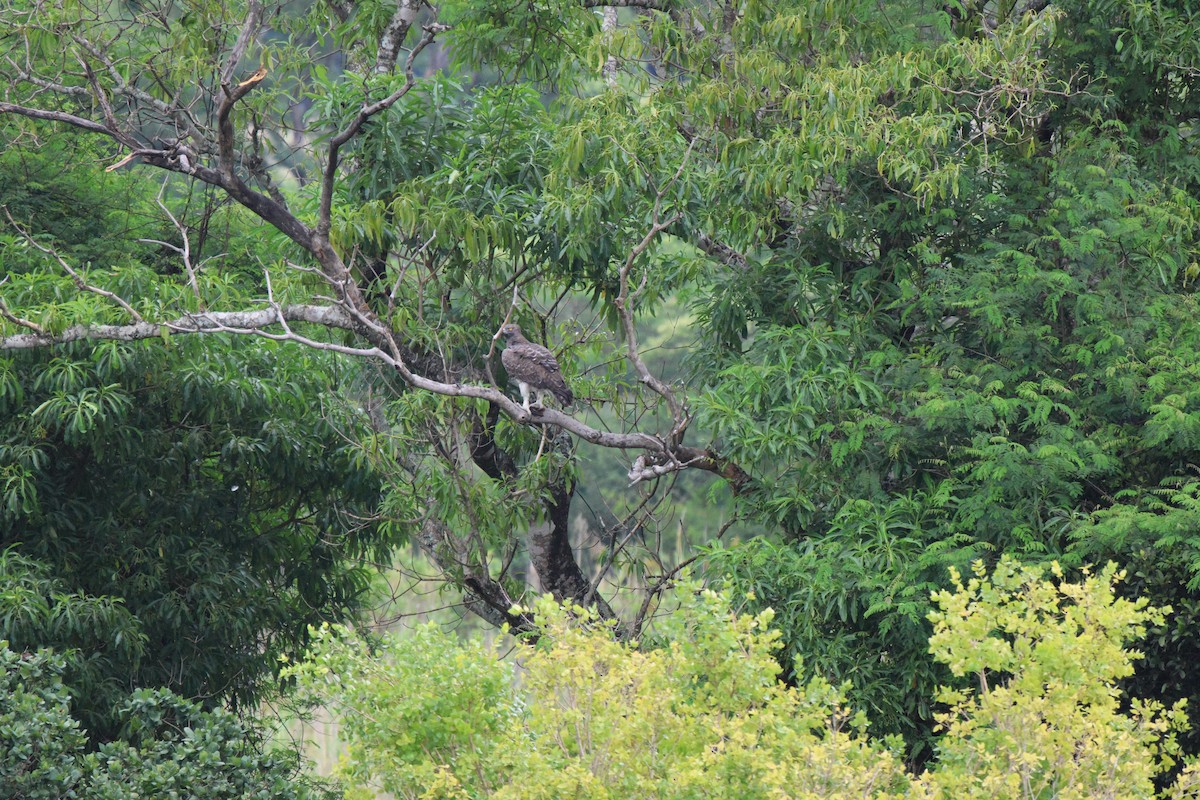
498 323 574 410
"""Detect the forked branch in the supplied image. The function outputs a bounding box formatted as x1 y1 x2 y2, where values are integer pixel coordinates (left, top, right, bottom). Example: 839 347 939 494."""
612 140 695 435
317 18 445 237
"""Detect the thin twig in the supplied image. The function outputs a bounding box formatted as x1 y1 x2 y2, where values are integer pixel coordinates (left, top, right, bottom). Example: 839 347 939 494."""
5 209 145 323
612 139 696 423
148 180 203 307
0 282 44 334
631 515 739 636
317 20 446 238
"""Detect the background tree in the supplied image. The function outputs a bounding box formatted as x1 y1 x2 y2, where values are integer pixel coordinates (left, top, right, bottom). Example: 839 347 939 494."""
690 0 1200 758
0 644 336 800
0 336 385 736
0 130 386 738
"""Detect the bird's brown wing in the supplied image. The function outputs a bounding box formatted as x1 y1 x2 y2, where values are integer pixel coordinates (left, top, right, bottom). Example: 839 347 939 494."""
503 343 574 405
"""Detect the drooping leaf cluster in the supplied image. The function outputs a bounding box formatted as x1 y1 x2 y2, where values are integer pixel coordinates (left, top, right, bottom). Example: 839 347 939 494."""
0 336 386 738
0 644 336 800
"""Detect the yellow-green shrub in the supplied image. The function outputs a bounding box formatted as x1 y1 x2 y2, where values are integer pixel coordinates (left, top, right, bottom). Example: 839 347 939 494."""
288 558 1199 800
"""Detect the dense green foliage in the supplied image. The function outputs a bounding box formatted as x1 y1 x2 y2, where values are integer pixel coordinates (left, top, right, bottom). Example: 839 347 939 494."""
684 0 1200 757
0 644 335 800
0 336 386 737
4 0 1200 787
0 131 388 738
288 560 1199 799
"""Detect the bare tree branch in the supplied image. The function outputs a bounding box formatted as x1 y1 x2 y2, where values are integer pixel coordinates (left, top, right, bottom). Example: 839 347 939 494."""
0 102 116 138
76 55 140 150
70 32 207 145
613 141 696 424
222 0 265 86
0 286 43 335
627 448 749 490
416 519 536 633
630 515 738 636
0 300 745 486
143 183 206 307
0 306 357 350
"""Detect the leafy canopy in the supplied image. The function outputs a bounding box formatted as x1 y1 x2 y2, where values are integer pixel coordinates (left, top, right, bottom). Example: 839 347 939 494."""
0 644 336 800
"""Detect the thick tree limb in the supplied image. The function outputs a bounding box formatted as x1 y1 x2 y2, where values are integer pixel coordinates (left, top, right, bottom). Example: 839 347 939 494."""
0 103 115 137
214 66 301 237
526 434 619 622
0 306 357 350
469 403 519 481
375 0 423 73
581 0 669 9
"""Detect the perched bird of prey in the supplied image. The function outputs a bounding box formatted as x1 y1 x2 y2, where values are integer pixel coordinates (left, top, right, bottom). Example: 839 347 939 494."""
498 323 574 410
